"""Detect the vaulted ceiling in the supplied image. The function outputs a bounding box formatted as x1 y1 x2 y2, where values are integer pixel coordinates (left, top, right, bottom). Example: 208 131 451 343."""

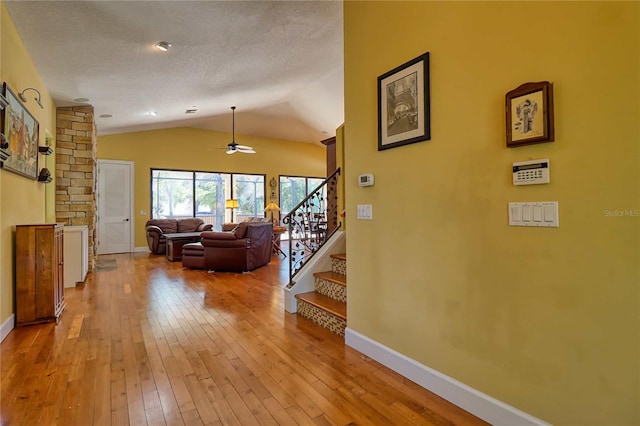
4 1 344 144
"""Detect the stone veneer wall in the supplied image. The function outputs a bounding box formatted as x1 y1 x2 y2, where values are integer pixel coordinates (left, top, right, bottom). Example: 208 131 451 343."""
55 106 97 271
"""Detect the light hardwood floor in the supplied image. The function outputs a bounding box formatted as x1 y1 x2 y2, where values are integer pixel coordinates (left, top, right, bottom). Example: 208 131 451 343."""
1 252 488 425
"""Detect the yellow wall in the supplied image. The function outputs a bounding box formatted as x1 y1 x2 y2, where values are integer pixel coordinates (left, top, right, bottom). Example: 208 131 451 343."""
336 125 346 230
344 2 638 425
0 4 56 328
98 128 326 248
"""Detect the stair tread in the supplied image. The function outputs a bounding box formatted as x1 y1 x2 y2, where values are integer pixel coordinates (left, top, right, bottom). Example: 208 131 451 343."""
296 292 346 320
313 271 346 286
331 253 346 261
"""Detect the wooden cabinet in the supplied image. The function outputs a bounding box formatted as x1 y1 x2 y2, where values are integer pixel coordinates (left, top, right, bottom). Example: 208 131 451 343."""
15 224 65 326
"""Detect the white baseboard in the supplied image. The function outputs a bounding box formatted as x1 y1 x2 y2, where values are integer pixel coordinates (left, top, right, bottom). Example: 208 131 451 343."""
1 314 14 343
345 328 549 426
134 246 150 253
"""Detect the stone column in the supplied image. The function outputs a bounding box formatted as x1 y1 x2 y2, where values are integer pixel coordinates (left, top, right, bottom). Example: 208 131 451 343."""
55 106 97 271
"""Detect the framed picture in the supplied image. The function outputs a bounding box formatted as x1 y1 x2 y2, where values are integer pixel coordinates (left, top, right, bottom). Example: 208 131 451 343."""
378 52 430 151
1 83 39 179
505 81 554 148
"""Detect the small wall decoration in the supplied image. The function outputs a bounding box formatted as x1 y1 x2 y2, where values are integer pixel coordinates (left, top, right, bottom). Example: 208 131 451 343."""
1 83 39 179
506 81 554 148
378 51 430 151
269 177 277 201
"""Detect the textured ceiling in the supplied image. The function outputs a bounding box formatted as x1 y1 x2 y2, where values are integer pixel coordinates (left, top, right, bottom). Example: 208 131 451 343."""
4 1 344 144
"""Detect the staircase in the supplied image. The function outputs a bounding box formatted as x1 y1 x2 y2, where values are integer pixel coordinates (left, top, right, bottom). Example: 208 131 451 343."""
295 253 347 336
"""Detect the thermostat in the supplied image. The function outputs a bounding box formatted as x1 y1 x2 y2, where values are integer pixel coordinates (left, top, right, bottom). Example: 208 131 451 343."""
513 159 550 185
358 174 374 187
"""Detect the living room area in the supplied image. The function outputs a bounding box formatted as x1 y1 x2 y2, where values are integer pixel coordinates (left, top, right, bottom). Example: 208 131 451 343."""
1 1 638 425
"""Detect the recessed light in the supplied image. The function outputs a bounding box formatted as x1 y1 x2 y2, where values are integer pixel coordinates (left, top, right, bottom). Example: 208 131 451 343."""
147 111 158 117
99 114 113 118
154 41 172 51
74 97 90 103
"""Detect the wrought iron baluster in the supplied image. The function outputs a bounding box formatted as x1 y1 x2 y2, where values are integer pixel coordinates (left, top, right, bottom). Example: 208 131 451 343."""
283 168 341 288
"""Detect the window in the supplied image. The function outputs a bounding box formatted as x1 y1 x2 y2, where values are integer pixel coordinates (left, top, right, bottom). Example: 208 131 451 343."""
232 174 265 223
151 169 265 230
195 172 230 229
279 175 325 216
151 170 194 218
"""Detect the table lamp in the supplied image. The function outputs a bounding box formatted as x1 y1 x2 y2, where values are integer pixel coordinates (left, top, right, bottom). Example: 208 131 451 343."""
264 202 280 224
225 199 239 222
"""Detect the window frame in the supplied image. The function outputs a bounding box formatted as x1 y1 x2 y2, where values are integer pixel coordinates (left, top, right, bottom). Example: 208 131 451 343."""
278 174 325 217
150 168 266 229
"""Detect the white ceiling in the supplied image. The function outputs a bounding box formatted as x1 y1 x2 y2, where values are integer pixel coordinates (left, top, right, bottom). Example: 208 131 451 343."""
4 1 344 144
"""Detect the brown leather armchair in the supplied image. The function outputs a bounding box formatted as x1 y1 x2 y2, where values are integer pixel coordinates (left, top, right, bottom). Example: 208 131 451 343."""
145 218 212 254
182 222 273 272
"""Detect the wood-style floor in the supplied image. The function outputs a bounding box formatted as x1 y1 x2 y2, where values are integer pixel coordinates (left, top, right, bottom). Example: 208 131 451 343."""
0 252 488 425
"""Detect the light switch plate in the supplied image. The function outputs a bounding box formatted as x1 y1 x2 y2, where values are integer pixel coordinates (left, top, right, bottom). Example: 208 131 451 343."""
509 202 558 227
357 204 373 220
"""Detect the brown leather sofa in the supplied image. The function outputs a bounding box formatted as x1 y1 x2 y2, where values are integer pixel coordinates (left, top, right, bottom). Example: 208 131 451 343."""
145 218 212 254
182 222 273 272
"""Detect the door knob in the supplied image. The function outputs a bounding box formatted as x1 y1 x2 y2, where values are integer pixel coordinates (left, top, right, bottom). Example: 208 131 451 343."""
123 218 129 222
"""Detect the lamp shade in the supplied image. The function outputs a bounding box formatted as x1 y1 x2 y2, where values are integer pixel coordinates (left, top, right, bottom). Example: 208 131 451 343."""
225 199 239 209
264 202 280 212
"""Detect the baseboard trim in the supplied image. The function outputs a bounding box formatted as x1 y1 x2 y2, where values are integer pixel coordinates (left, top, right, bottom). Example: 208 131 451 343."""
345 328 549 426
134 246 150 253
1 314 15 343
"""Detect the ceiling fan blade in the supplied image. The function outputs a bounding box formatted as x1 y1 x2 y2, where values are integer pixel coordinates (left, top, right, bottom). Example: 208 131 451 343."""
237 146 256 154
226 148 237 154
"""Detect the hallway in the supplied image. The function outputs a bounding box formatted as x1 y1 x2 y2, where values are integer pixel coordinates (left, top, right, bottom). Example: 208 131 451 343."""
1 253 486 425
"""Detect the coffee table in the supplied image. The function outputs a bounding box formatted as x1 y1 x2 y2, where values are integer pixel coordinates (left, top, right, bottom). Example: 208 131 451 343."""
165 232 202 261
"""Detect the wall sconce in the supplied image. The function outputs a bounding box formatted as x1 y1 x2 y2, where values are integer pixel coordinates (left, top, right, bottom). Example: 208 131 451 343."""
18 88 44 109
37 167 52 183
225 199 239 223
38 146 53 155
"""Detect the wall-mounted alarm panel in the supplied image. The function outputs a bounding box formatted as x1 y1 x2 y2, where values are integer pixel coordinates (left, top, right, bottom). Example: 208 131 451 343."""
358 174 374 187
513 159 550 185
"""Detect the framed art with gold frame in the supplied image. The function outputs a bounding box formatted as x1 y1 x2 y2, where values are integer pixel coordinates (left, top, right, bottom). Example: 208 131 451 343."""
1 82 39 179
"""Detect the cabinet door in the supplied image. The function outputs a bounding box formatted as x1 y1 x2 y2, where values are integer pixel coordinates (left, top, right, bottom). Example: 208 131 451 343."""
15 226 37 323
34 227 55 319
54 228 64 315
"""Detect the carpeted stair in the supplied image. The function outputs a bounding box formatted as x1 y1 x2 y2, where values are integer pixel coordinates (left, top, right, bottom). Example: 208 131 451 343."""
295 253 347 336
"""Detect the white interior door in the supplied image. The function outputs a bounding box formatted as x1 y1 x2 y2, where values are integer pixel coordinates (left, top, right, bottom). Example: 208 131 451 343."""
97 160 133 254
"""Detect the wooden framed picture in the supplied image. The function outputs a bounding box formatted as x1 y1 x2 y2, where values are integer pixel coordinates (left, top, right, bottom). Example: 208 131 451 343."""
1 82 39 179
505 81 554 148
378 52 430 151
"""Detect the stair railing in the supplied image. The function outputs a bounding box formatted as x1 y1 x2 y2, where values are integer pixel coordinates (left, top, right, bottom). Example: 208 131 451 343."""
283 168 341 287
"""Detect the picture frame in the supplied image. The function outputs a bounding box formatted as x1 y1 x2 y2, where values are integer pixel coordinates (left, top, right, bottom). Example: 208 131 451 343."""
505 81 554 148
378 52 430 151
1 82 39 179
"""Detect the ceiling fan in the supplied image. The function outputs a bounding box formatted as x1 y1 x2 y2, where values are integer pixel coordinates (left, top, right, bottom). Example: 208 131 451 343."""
226 106 255 154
